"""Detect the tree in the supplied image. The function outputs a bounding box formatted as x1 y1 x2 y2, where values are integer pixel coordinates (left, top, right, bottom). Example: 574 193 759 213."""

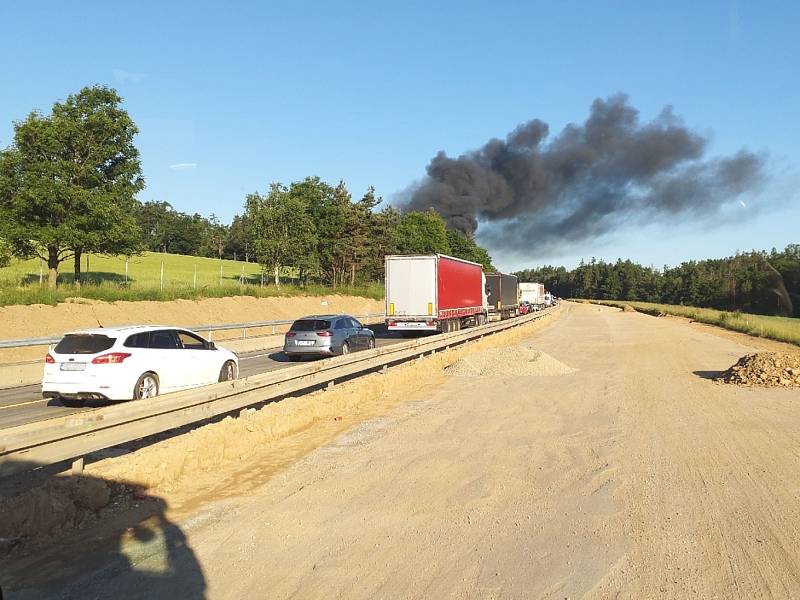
446 229 494 271
396 209 451 254
289 176 337 284
227 214 251 261
246 183 316 285
201 214 228 260
0 85 144 287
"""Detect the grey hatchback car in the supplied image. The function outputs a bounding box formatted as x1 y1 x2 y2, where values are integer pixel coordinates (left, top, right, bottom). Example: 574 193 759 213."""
283 315 376 361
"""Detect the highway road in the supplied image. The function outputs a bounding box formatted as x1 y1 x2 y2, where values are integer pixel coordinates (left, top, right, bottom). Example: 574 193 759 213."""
0 327 408 430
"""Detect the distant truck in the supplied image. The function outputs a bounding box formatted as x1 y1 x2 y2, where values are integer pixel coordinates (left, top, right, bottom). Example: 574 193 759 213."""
485 273 519 320
519 282 546 308
385 254 488 335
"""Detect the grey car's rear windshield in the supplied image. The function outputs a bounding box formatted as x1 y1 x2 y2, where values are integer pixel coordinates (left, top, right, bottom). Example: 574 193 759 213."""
54 334 116 354
290 319 332 331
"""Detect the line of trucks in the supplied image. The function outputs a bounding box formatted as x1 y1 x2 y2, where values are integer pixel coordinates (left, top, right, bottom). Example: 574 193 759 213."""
384 254 555 335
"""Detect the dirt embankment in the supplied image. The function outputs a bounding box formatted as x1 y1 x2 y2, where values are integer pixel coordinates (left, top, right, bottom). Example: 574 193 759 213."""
0 295 384 364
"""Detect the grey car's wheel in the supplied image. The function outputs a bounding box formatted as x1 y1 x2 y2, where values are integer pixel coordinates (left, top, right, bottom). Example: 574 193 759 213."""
367 337 375 350
134 373 159 400
340 341 350 356
219 360 237 382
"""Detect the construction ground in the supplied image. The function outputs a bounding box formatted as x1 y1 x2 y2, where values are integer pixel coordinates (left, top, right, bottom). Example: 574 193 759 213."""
3 301 800 599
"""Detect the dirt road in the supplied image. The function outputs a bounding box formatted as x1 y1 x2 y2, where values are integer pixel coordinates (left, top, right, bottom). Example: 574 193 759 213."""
8 302 800 599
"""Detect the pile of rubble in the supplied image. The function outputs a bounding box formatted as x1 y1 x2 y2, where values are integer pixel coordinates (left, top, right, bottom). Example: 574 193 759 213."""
716 352 800 388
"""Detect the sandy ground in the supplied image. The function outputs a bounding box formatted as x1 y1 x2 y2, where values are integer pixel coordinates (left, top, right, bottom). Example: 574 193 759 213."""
5 302 800 599
0 294 383 364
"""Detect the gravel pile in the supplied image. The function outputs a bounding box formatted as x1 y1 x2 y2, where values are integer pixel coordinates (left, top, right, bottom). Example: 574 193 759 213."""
446 346 576 377
716 352 800 388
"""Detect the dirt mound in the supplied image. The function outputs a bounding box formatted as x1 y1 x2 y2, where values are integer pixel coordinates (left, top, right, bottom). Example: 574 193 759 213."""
445 346 576 377
622 304 636 312
716 352 800 387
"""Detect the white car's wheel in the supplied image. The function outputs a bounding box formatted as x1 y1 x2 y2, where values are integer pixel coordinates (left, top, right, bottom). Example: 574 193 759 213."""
134 373 159 400
219 360 237 382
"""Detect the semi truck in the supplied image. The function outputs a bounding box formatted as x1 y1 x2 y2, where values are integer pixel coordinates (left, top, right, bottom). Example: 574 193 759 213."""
519 282 546 308
485 273 519 320
385 254 488 334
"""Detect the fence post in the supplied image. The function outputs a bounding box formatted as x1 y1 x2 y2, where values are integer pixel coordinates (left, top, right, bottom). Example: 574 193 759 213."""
160 262 164 291
193 264 197 289
39 262 43 286
219 263 223 286
125 258 129 284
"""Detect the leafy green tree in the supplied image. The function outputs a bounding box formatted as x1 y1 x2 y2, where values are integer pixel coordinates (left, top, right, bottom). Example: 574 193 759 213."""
200 214 228 260
396 209 451 254
227 214 251 261
246 183 316 285
446 229 494 270
289 176 336 284
362 204 400 281
0 85 144 287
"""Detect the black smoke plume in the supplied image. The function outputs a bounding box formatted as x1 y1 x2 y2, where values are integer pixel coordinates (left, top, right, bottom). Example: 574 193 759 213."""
407 94 766 254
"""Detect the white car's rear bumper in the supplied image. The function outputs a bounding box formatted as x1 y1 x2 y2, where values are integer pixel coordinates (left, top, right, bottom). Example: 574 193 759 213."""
42 368 136 401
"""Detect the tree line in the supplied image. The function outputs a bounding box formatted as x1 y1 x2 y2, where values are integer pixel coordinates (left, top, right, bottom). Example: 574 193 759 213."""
514 245 800 317
0 84 494 289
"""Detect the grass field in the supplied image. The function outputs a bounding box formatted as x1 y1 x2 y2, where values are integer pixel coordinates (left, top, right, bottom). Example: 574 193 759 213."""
577 299 800 347
0 252 384 306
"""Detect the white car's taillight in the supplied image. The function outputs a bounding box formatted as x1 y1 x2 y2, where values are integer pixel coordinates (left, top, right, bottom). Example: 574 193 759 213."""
45 353 55 364
91 352 132 364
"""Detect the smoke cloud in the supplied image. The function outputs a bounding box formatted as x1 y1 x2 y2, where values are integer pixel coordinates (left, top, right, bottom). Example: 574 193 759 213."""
407 94 766 254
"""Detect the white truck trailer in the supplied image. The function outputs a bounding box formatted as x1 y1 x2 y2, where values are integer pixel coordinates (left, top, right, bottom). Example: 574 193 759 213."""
519 282 546 309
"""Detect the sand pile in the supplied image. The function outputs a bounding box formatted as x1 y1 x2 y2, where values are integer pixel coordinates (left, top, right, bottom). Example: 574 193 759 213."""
445 346 576 377
716 352 800 388
622 304 636 312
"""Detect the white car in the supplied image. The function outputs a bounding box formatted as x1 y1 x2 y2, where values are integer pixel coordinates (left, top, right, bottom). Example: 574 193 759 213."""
42 325 239 406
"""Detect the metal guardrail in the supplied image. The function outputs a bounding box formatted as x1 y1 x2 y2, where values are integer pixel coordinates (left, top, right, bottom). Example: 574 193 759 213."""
0 307 557 477
0 312 387 349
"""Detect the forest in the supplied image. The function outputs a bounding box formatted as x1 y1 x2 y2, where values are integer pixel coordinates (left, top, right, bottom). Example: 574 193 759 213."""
514 245 800 317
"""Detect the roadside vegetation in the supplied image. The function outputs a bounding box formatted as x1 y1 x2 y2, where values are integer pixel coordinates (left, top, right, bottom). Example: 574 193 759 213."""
0 84 493 306
578 299 800 347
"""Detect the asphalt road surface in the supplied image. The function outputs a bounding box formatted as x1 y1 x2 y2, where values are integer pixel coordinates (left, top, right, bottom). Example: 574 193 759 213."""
0 330 407 430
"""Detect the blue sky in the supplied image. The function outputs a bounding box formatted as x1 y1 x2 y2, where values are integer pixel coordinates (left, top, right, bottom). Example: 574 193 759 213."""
1 1 798 271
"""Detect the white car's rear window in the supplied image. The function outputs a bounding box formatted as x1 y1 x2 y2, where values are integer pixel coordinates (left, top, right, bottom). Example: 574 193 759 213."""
54 334 116 354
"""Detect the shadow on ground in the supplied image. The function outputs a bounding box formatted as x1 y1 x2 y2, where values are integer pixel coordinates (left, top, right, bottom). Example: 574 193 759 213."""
693 370 725 380
20 272 132 286
0 460 206 599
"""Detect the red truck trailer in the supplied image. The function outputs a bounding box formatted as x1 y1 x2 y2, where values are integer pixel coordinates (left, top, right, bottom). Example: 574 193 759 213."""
385 254 488 334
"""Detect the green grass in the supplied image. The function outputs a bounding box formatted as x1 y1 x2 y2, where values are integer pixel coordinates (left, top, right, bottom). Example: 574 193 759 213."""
0 252 384 306
575 299 800 347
